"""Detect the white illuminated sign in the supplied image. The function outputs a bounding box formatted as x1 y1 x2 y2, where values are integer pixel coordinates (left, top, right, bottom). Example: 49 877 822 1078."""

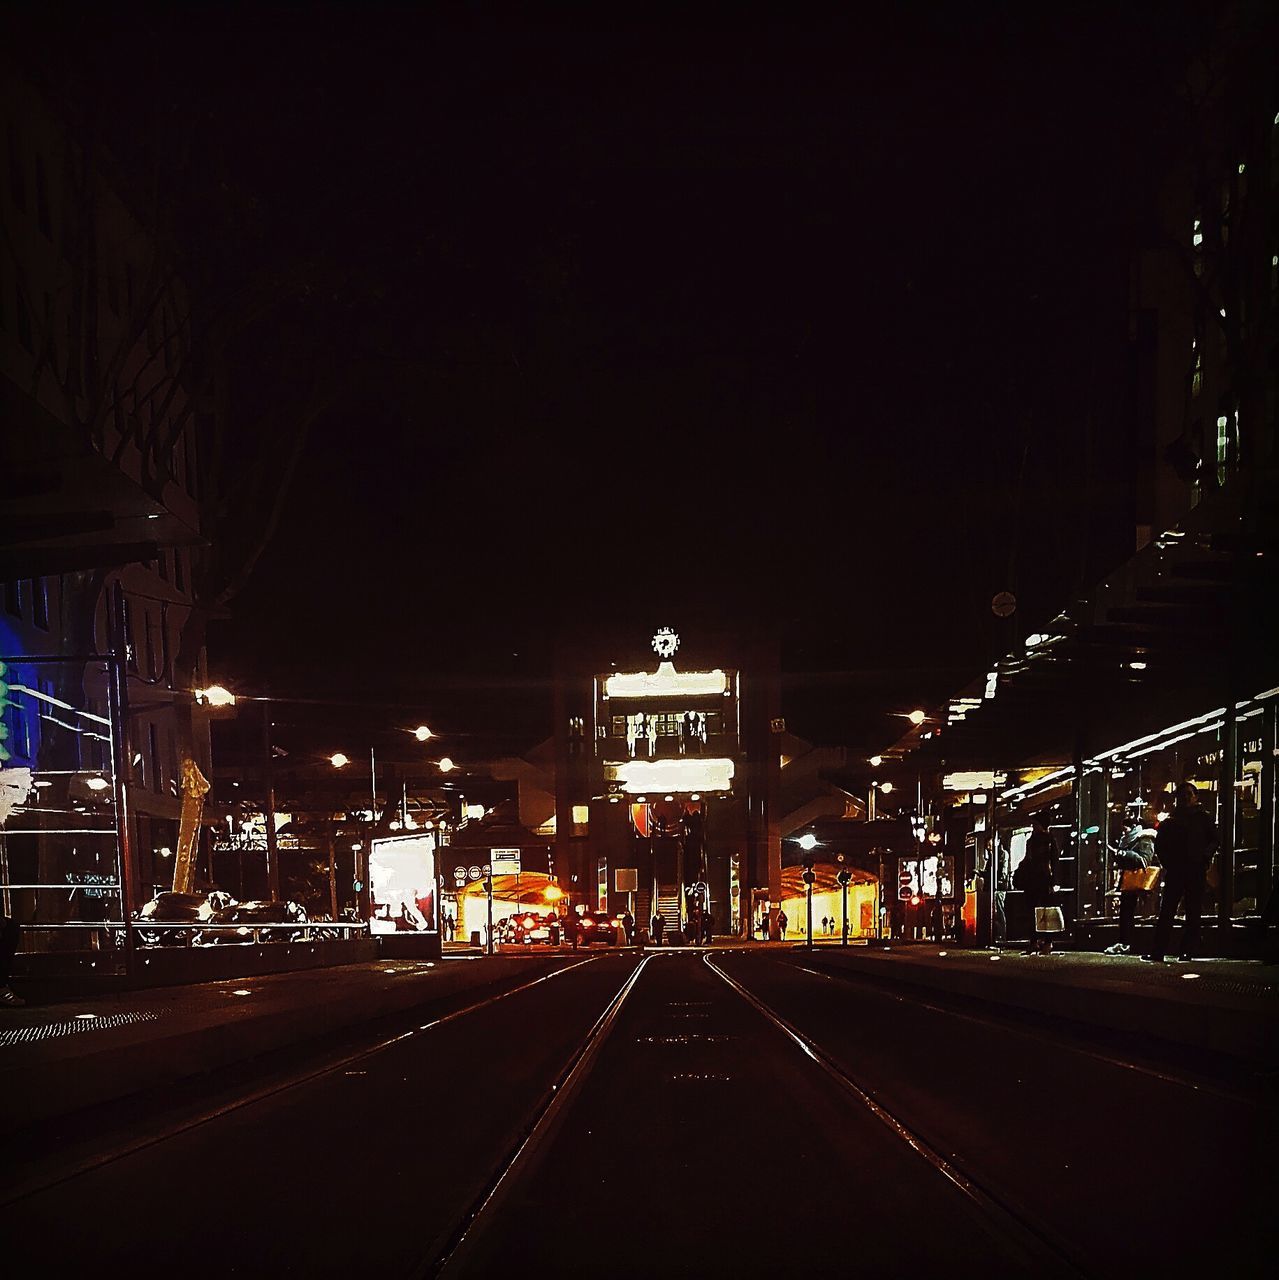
603 661 728 699
609 757 735 794
943 771 996 791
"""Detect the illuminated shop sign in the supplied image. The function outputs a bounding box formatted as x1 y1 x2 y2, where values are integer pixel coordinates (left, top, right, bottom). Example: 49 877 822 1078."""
368 833 437 934
608 757 735 795
603 662 729 700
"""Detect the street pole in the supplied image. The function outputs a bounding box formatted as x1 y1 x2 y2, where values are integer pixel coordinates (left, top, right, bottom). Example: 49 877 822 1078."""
842 880 849 946
486 872 494 956
802 865 815 949
262 700 280 902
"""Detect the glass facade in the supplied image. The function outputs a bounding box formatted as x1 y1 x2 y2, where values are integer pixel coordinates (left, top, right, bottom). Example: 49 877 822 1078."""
1000 690 1278 935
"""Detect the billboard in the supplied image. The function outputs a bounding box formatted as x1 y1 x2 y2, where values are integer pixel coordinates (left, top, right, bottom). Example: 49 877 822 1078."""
368 833 438 934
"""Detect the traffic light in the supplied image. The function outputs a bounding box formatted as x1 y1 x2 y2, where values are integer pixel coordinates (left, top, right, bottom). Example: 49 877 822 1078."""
0 661 11 762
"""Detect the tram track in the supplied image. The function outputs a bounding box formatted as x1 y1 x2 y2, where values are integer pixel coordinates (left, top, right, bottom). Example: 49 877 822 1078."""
420 950 1090 1279
705 954 1091 1280
0 954 603 1210
786 952 1273 1104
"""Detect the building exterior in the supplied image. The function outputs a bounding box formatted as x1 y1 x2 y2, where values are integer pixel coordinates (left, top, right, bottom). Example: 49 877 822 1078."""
551 626 784 939
1 51 212 963
884 23 1279 952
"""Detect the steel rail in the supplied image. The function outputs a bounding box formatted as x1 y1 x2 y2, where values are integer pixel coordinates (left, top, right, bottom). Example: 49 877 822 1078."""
423 953 652 1278
790 955 1265 1104
0 956 598 1209
706 954 1091 1280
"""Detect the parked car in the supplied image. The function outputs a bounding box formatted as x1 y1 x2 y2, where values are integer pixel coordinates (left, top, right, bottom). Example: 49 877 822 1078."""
577 911 622 945
195 898 310 945
133 890 233 946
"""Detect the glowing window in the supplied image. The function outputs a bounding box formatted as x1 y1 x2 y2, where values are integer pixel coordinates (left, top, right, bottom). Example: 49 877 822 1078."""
572 805 589 825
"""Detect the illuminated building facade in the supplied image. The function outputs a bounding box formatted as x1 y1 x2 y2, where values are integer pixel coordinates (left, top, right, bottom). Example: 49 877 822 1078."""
553 628 782 939
2 53 211 963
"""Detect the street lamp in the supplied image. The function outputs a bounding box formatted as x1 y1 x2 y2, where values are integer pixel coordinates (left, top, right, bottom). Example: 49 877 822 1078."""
868 779 893 821
413 725 433 742
797 832 818 852
869 755 883 767
908 709 926 725
438 756 456 773
195 684 237 707
802 864 816 949
836 866 852 946
329 752 350 769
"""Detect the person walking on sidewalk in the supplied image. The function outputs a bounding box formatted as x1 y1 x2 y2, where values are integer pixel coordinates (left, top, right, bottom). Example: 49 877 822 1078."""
1144 782 1218 963
1020 817 1060 955
778 909 788 940
0 912 24 1007
651 912 665 946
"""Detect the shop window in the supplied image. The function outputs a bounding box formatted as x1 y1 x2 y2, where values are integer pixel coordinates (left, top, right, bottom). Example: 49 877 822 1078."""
7 124 25 210
148 722 162 792
16 290 32 353
34 153 51 239
31 578 48 630
122 596 138 672
1233 708 1266 916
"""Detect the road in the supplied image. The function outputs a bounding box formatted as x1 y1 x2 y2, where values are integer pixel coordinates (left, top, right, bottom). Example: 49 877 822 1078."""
3 949 1273 1278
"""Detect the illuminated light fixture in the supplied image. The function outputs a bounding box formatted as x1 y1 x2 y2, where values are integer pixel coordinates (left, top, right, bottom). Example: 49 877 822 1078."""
664 795 674 802
75 1013 97 1020
879 782 893 795
463 803 485 820
869 755 883 767
908 710 926 725
651 628 680 659
971 793 988 806
984 671 999 699
1181 973 1202 980
544 885 564 902
1127 661 1147 671
158 846 173 858
84 776 111 792
33 779 52 788
230 989 253 997
195 685 237 707
611 758 734 795
938 951 948 957
797 833 818 851
1025 634 1044 648
572 804 590 823
413 725 433 742
689 793 700 802
438 757 456 773
329 753 350 769
603 663 728 699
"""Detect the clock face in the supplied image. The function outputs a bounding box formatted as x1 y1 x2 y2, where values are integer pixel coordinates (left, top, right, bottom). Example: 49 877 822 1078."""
651 627 680 659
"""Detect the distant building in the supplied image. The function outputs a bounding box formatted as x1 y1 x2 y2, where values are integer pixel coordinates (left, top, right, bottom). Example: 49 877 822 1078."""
551 626 786 939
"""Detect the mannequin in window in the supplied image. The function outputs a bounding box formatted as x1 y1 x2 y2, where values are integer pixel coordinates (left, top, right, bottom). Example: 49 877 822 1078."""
646 713 657 757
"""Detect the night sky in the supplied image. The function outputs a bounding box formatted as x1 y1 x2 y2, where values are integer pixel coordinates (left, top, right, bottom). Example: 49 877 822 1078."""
28 4 1215 759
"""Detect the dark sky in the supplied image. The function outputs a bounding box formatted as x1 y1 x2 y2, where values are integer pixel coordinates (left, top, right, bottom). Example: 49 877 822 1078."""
28 3 1216 759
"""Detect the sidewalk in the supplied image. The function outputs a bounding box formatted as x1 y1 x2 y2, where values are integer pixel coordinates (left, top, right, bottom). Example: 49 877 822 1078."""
0 951 565 1137
767 938 1279 1065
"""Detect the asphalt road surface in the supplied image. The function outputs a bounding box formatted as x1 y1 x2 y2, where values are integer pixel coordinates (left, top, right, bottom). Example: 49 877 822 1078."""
3 950 1273 1278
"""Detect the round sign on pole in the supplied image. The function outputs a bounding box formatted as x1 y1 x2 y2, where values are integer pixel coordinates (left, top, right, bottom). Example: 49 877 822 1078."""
991 590 1017 618
468 865 481 881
